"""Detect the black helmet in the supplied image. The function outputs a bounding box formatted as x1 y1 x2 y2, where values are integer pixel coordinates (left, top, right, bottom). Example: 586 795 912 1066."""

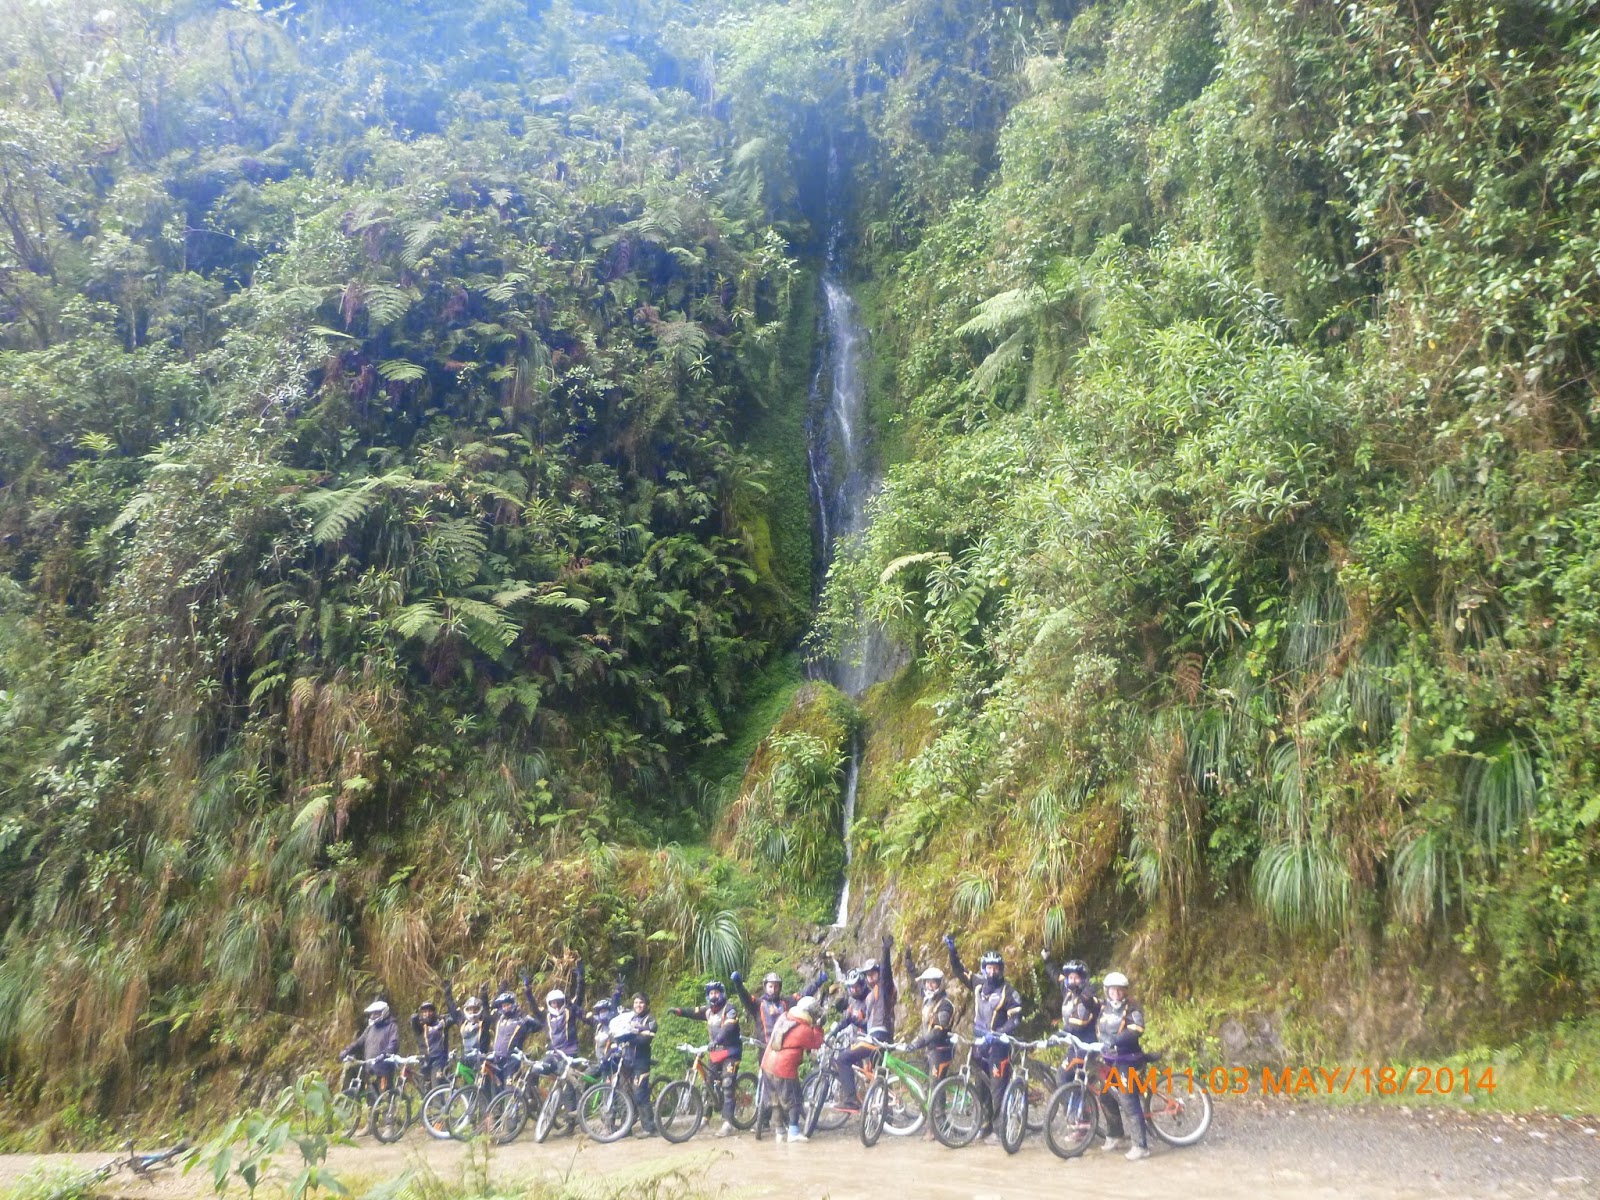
1062 959 1088 982
979 951 1003 968
493 990 516 1007
705 980 725 996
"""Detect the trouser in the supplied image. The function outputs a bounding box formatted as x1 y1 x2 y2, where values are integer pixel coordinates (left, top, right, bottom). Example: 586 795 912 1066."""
422 1059 450 1088
974 1044 1011 1133
1100 1064 1148 1148
625 1066 654 1132
1058 1055 1086 1087
925 1046 952 1082
759 1070 802 1132
836 1043 876 1104
707 1053 739 1122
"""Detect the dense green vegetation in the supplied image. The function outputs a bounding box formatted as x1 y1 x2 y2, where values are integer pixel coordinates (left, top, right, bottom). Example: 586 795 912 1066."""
2 0 1599 1134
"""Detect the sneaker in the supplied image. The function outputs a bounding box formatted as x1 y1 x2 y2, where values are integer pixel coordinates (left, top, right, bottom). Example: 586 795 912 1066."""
714 1121 735 1138
790 1131 810 1143
1126 1145 1151 1161
979 1133 999 1146
1101 1136 1126 1152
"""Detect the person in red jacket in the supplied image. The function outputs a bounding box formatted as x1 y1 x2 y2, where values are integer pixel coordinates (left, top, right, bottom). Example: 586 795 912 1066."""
758 995 824 1143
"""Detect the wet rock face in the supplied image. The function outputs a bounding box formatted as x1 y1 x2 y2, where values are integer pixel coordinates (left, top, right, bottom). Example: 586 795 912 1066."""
1218 1013 1287 1065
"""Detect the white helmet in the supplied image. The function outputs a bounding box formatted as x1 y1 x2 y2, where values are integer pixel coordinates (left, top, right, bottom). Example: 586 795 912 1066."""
1103 971 1129 989
793 996 820 1020
365 1000 389 1021
916 967 944 983
546 988 566 1006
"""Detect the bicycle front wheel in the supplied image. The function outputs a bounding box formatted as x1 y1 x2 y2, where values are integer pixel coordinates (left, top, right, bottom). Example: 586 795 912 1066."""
860 1080 888 1148
1043 1081 1100 1160
578 1081 636 1143
1147 1081 1213 1146
368 1089 414 1143
730 1070 759 1130
998 1078 1028 1155
654 1080 704 1144
533 1087 565 1144
927 1076 984 1149
801 1070 850 1134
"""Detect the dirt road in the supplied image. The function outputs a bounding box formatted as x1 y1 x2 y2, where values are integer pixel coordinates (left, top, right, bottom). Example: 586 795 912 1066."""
2 1101 1596 1200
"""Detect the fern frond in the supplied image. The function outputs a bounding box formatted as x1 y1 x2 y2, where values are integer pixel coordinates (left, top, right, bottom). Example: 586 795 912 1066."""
956 286 1046 339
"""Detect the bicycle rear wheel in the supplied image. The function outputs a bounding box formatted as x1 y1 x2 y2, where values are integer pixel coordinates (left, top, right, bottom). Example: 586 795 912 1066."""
654 1080 704 1143
484 1090 526 1144
927 1076 984 1149
1043 1081 1100 1159
578 1080 636 1143
860 1080 887 1147
802 1070 851 1134
881 1073 926 1137
1022 1062 1053 1133
420 1086 456 1140
731 1070 759 1130
1146 1082 1212 1146
998 1078 1028 1155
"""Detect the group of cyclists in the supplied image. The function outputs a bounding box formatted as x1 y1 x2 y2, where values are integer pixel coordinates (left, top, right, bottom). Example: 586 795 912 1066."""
337 933 1159 1160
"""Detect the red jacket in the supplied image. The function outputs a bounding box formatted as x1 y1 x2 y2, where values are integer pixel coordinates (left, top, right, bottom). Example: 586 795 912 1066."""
760 1014 824 1079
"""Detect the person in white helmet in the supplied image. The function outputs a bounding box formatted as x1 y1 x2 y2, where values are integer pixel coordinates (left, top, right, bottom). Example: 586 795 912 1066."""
903 947 956 1140
758 994 825 1142
340 999 400 1092
1096 970 1150 1161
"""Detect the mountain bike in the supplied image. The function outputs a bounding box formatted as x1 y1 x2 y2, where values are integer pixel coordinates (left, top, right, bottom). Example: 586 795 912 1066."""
798 1028 854 1137
532 1049 598 1143
476 1049 555 1144
1041 1036 1213 1158
925 1035 994 1148
318 1056 397 1136
654 1043 759 1142
858 1038 930 1146
576 1053 637 1142
420 1052 480 1140
82 1140 190 1185
368 1054 425 1142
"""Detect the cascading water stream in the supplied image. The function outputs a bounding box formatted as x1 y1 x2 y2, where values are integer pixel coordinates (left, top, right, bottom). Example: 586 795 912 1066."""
804 149 894 929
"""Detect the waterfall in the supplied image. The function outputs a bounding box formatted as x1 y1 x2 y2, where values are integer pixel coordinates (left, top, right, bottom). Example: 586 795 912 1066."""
805 146 893 929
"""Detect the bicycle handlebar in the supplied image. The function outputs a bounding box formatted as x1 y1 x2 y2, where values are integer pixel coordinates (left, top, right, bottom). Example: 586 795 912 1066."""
676 1042 709 1055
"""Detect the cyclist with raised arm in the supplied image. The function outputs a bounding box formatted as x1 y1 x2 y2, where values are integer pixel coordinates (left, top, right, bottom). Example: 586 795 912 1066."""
1097 970 1151 1161
1050 957 1100 1078
827 967 878 1115
584 971 625 1062
903 948 956 1138
445 980 491 1061
669 980 742 1137
528 959 585 1119
340 999 400 1095
487 977 543 1086
946 935 1023 1145
611 993 658 1136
